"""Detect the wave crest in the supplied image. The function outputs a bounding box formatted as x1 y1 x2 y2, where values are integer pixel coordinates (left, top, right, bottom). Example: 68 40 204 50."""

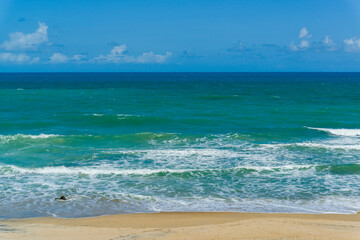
0 134 60 143
1 164 343 177
307 127 360 137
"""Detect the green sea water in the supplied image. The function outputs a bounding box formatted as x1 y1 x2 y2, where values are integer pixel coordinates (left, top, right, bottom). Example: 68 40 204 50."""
0 73 360 218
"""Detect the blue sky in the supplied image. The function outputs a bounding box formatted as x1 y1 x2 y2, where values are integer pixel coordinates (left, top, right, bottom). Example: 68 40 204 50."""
1 0 360 72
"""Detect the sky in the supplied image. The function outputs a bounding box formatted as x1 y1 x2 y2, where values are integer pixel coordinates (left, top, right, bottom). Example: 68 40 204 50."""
1 0 360 72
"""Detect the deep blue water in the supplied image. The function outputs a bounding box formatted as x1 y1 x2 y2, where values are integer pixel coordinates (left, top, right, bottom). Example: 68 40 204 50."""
0 73 360 218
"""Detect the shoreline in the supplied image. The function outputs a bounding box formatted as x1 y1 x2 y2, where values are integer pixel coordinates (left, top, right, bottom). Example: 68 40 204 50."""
1 212 359 239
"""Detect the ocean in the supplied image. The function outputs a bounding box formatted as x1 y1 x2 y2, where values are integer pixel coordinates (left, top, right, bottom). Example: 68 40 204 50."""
0 72 359 218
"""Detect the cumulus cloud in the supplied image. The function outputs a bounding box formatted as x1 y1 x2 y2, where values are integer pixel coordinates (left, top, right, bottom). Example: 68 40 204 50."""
1 23 171 65
299 27 311 39
92 44 172 63
49 45 171 64
92 44 129 63
299 40 309 48
290 28 341 52
136 51 172 63
322 36 336 51
1 22 49 51
49 53 88 63
290 40 309 51
344 37 360 52
72 54 87 61
290 27 312 51
49 53 68 63
0 53 39 63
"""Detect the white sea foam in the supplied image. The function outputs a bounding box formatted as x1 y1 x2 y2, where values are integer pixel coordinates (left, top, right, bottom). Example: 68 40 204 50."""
102 143 308 170
117 114 137 117
235 164 315 171
2 188 359 218
105 148 243 160
4 165 198 176
263 142 360 151
0 134 61 143
295 143 360 150
307 127 360 137
27 134 60 139
1 164 316 177
116 114 141 119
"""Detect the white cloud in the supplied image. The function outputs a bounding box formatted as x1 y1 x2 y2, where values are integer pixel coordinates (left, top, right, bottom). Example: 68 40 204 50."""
289 40 309 51
92 44 131 63
72 54 87 61
136 51 172 63
111 45 127 55
344 37 360 52
299 27 311 38
92 44 172 63
1 22 49 51
50 45 171 64
322 36 336 51
290 28 312 51
49 53 88 63
324 36 332 45
49 53 68 63
1 22 171 64
0 52 39 63
299 40 309 48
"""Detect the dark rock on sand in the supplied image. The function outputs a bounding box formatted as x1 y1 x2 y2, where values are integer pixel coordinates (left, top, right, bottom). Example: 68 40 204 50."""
55 196 67 200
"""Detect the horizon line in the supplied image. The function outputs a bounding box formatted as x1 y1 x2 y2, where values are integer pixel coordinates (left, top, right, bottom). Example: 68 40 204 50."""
1 71 360 74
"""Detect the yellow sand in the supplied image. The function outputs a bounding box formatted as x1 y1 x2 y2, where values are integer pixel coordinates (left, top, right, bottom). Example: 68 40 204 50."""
1 212 359 240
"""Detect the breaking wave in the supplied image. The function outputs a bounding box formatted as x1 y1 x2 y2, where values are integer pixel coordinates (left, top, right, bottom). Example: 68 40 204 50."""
0 134 61 143
2 163 359 177
307 127 360 137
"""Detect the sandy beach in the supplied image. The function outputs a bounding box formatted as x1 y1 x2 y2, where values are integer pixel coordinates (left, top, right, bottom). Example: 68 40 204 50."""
1 212 359 240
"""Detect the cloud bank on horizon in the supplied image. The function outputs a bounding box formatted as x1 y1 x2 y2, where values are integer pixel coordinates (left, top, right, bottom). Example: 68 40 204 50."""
0 22 172 65
1 0 360 71
1 22 358 65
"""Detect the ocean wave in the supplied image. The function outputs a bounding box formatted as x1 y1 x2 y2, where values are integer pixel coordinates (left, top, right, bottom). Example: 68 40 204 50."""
5 164 354 177
0 132 182 145
1 165 193 176
316 164 360 175
0 134 61 143
295 143 360 150
263 142 360 151
0 132 253 153
306 127 360 137
103 148 244 160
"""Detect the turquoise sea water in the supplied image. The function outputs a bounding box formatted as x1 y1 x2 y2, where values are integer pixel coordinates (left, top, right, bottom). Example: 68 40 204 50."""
1 73 360 218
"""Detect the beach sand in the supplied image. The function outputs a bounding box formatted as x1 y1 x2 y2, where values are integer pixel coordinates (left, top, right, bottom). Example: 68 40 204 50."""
1 212 359 240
